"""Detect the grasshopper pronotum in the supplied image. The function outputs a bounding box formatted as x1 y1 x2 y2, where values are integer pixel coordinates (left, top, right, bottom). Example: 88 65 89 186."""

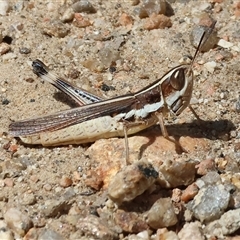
9 22 216 160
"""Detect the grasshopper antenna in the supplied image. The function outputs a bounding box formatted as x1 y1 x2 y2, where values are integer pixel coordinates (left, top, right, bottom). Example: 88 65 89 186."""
188 20 217 121
190 20 217 71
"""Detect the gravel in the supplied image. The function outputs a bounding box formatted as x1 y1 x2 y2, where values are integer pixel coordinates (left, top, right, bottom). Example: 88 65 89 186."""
0 0 239 239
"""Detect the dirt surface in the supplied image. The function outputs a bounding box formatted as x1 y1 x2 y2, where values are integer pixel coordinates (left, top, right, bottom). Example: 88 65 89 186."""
0 0 240 239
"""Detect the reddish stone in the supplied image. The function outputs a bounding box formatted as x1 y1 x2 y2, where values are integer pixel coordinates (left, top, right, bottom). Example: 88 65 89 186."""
73 13 91 28
119 13 133 26
114 209 148 233
144 13 172 30
181 183 199 203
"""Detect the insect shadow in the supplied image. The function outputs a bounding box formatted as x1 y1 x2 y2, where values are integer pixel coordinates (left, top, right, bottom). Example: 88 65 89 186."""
53 92 80 108
137 119 235 159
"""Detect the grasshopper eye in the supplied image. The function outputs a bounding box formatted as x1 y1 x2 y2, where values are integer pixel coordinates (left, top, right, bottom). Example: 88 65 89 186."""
170 68 185 90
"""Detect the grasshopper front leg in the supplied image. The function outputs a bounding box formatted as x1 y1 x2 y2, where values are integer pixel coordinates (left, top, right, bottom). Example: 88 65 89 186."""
156 112 188 153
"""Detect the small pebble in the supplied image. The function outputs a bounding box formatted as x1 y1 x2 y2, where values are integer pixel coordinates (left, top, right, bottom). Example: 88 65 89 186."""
4 178 14 187
218 39 234 49
0 0 10 15
25 77 34 83
131 0 140 6
42 20 70 38
190 24 218 52
98 45 120 67
109 66 116 73
156 229 179 240
82 59 104 72
196 158 216 175
136 230 150 239
204 209 240 238
47 2 57 12
114 210 148 233
2 99 10 105
0 42 10 55
76 215 118 239
55 187 62 193
218 50 233 61
204 61 217 73
42 199 72 217
85 170 103 190
119 13 133 26
179 56 192 64
144 13 172 30
73 13 92 28
198 14 214 26
231 45 240 52
39 229 65 240
43 183 52 191
11 22 24 31
0 220 14 240
67 69 80 79
14 1 24 11
234 2 240 10
172 188 182 203
230 130 237 138
198 2 212 11
101 83 115 92
158 158 197 188
138 0 166 18
234 142 240 152
178 221 205 240
22 192 36 205
0 180 5 188
4 208 33 237
214 4 222 13
181 183 199 203
29 175 39 183
147 198 178 229
72 171 81 182
190 184 230 222
108 160 158 205
59 175 73 188
2 52 17 60
71 0 96 13
19 47 31 54
61 8 75 22
200 171 221 186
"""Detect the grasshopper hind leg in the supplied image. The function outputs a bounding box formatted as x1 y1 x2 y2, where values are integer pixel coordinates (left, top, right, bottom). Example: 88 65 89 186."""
122 119 155 164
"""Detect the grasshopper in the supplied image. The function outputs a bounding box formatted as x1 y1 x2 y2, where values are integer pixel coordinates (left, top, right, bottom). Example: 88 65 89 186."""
9 22 216 160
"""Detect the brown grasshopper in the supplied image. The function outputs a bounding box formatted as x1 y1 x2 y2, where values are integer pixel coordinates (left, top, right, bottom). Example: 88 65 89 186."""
9 22 216 160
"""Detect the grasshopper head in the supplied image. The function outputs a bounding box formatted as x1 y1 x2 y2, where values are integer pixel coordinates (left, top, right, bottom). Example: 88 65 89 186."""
161 65 193 116
161 20 216 116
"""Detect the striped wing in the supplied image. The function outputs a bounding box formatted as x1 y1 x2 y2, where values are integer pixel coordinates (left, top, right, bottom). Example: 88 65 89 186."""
9 95 135 136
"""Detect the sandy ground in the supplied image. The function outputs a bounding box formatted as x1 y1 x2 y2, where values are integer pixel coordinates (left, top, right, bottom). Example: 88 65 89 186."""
0 0 240 239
